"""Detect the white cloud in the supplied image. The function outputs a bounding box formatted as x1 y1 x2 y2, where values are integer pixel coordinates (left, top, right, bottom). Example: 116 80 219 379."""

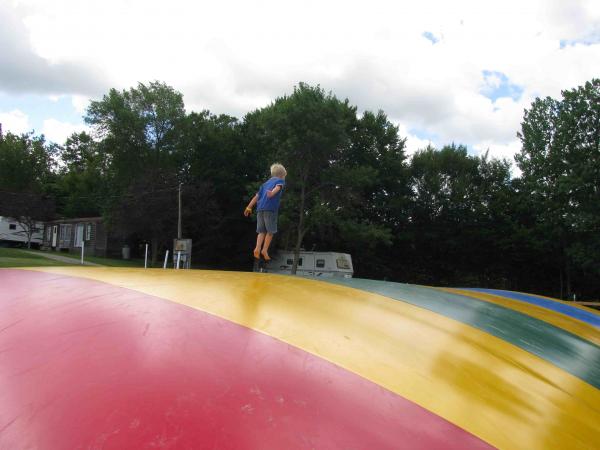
472 139 523 176
41 118 87 144
0 2 107 96
0 109 31 135
71 95 90 114
396 123 434 157
4 0 600 164
473 139 522 161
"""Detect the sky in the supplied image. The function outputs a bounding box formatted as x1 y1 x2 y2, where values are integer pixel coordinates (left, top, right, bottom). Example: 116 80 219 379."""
1 0 599 163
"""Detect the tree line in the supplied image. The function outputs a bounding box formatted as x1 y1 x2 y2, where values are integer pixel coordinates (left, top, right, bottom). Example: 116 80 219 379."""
0 79 598 299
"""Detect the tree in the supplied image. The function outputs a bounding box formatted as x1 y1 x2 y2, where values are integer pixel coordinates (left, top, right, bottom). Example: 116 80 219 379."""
179 112 252 268
0 191 55 248
404 144 516 286
406 144 479 283
0 132 57 247
244 83 357 274
0 132 55 192
85 81 186 187
53 132 109 217
309 110 408 279
516 78 600 298
85 82 190 260
108 170 219 266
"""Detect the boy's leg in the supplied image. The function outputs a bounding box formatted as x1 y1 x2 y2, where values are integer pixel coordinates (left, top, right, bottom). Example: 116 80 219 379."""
254 233 265 259
261 233 273 260
261 211 277 261
254 211 267 259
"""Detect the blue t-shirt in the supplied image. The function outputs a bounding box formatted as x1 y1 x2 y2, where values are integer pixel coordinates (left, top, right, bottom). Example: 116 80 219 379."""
257 177 285 211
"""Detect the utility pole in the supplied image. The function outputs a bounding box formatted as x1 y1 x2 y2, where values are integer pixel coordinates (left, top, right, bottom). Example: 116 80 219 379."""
177 183 182 239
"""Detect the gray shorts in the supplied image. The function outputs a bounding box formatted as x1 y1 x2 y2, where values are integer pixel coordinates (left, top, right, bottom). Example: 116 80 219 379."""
256 210 278 234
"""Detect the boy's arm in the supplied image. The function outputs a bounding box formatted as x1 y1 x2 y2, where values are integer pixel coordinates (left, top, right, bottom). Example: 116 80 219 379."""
266 184 282 198
244 194 258 216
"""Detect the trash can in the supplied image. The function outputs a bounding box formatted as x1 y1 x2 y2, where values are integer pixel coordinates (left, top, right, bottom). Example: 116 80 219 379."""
122 245 131 260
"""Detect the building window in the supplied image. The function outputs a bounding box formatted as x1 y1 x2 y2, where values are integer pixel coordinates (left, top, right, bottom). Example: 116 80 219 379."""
316 259 325 268
86 223 92 241
75 224 84 248
60 224 72 244
8 224 16 230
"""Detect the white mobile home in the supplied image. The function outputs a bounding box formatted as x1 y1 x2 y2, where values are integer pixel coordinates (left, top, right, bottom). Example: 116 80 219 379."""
0 216 43 247
256 251 354 278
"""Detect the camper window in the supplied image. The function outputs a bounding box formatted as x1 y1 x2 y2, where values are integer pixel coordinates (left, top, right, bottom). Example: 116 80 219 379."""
336 257 351 270
286 258 303 266
316 259 325 268
9 224 16 230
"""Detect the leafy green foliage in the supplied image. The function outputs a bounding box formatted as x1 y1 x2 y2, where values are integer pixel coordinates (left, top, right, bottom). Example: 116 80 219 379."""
241 84 356 271
0 132 56 247
516 78 600 297
3 78 599 298
0 132 55 192
86 81 185 186
52 132 108 217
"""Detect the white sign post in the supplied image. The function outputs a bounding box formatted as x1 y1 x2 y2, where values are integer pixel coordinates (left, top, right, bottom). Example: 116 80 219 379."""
144 243 149 269
80 240 85 265
163 250 169 269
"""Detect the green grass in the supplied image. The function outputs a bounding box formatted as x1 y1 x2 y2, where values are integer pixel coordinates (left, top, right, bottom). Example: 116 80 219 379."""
0 248 68 268
43 250 145 267
0 248 145 268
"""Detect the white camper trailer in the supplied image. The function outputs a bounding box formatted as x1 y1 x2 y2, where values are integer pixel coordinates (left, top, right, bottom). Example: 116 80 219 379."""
0 216 43 247
256 251 353 278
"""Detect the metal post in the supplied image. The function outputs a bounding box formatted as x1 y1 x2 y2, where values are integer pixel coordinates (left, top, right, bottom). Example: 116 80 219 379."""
178 183 182 239
81 240 84 265
163 250 169 269
144 243 149 269
176 251 181 270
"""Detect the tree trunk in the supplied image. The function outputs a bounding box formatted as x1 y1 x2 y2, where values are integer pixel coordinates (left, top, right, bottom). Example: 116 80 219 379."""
559 269 564 300
565 257 572 299
291 183 306 275
27 220 33 249
282 229 291 252
19 220 33 249
151 237 159 267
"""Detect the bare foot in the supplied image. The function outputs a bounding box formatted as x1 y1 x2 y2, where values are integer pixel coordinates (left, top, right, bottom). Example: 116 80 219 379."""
261 251 271 261
253 248 260 259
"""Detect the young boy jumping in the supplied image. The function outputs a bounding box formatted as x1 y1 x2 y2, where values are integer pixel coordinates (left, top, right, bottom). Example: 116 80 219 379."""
244 163 287 261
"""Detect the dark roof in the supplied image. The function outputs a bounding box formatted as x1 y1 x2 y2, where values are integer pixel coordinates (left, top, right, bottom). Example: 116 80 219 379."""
46 217 103 224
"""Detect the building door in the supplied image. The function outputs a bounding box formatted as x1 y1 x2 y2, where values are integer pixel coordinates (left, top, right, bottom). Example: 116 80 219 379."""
51 226 58 248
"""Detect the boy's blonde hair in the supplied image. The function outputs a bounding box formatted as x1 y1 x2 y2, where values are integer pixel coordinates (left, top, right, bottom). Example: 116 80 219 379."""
270 163 287 178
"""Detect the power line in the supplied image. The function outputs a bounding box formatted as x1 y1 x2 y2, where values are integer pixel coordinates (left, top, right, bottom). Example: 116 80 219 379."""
0 185 181 202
